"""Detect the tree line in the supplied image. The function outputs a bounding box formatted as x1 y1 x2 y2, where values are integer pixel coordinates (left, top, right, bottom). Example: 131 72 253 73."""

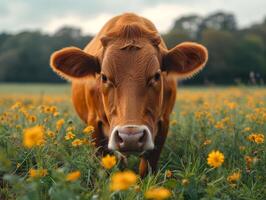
0 11 265 84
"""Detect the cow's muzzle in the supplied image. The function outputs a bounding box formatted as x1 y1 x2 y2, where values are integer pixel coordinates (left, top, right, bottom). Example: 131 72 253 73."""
108 125 154 152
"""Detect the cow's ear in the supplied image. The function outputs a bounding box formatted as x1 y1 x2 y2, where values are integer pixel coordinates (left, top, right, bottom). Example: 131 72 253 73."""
50 47 100 81
162 42 208 79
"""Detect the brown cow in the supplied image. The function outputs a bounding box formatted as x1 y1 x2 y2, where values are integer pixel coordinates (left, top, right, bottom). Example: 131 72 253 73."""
50 13 208 176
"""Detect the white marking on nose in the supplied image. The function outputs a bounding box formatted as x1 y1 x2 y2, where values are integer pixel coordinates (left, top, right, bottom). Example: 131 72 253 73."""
108 125 154 151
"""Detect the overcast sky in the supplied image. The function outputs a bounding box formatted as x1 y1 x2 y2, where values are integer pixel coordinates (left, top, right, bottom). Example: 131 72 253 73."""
1 0 265 35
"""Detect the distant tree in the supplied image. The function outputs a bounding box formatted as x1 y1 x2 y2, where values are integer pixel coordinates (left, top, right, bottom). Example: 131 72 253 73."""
170 15 202 39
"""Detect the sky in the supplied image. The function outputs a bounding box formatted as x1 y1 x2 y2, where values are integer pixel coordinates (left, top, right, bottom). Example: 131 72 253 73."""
0 0 265 35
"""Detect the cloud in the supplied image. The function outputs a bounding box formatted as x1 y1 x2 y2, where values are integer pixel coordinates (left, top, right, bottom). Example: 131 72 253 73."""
44 13 113 35
0 0 265 34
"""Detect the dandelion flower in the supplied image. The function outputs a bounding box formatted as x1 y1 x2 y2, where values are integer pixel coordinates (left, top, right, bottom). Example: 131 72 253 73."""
145 187 171 200
65 132 75 140
56 119 65 130
23 126 45 148
101 154 116 169
207 150 224 168
110 171 137 191
83 125 94 134
227 171 241 183
71 139 83 147
29 168 48 178
66 171 81 181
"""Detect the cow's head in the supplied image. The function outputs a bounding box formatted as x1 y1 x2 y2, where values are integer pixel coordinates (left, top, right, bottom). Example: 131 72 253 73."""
50 24 208 153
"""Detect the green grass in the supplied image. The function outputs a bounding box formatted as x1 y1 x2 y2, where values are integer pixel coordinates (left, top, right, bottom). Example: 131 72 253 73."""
0 85 265 200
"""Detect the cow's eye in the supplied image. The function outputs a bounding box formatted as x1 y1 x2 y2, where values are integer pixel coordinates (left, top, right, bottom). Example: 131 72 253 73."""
101 74 108 83
154 72 161 81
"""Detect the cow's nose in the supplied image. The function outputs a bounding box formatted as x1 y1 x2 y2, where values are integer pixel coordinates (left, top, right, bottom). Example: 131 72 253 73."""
108 125 154 152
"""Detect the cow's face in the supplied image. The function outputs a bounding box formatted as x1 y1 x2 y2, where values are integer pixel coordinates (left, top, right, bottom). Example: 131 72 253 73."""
99 39 163 152
50 37 208 153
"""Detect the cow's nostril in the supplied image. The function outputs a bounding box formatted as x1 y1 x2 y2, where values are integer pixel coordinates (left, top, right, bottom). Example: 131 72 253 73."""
115 131 123 144
138 130 146 144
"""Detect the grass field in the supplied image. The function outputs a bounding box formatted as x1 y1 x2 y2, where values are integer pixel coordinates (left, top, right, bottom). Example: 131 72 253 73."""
0 84 265 200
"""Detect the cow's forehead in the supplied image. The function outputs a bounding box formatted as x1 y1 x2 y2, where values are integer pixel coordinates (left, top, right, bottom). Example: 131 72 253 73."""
101 42 160 78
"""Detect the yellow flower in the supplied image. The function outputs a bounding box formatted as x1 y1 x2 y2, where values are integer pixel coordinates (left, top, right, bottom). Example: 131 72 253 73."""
170 120 177 126
47 130 56 138
66 171 81 181
23 126 45 148
50 106 57 113
181 179 189 186
227 171 241 183
207 150 225 168
243 127 251 132
53 112 59 117
67 126 75 132
83 125 94 134
247 133 264 144
11 102 22 110
56 119 65 130
29 168 48 178
165 170 172 178
65 132 75 140
145 187 171 200
71 139 83 147
110 171 137 191
203 139 212 146
101 154 116 169
226 101 237 110
27 115 37 123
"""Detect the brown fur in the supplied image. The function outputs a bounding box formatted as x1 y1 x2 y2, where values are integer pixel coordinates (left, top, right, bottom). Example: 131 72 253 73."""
50 13 208 176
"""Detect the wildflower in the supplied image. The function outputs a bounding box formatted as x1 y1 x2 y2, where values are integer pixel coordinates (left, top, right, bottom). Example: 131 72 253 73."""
72 139 83 147
214 121 224 129
11 102 22 110
50 106 57 113
53 112 59 117
247 133 264 144
65 132 75 140
83 125 94 134
29 168 48 178
23 126 45 148
226 102 237 110
165 170 172 178
239 146 246 151
227 171 241 183
207 150 225 168
110 171 137 191
47 130 56 138
243 127 251 132
66 171 81 181
170 120 177 126
81 138 90 145
27 115 37 123
101 154 116 169
56 119 65 130
203 139 212 146
182 179 189 186
67 126 75 132
145 187 171 200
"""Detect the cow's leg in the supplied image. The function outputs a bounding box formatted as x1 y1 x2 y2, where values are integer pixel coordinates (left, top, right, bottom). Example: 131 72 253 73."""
139 120 169 177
